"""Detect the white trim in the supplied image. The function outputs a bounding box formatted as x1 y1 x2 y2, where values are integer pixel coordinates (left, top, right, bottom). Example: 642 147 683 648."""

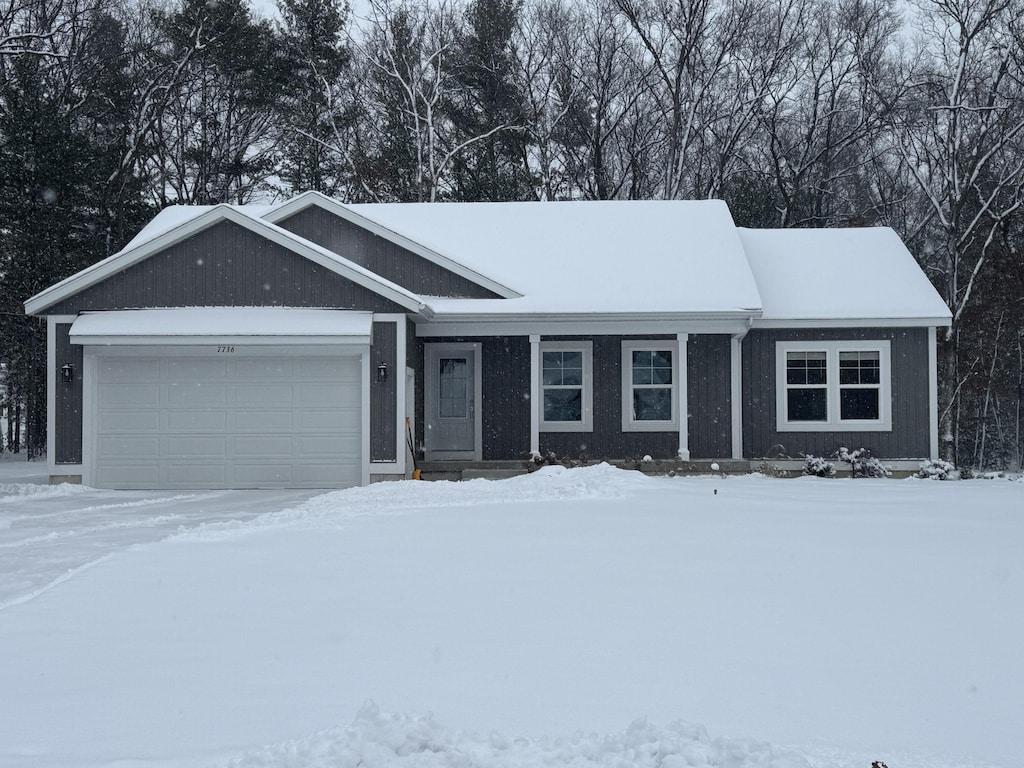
25 205 430 316
47 315 78 479
530 335 540 455
262 191 521 300
620 340 680 433
753 317 950 329
775 340 892 432
423 342 483 460
538 341 593 433
417 315 756 338
730 334 743 460
928 326 939 460
71 334 371 347
369 313 408 475
678 334 689 461
361 349 371 487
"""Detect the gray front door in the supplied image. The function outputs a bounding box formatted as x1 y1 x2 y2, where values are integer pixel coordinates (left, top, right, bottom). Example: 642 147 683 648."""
425 345 479 459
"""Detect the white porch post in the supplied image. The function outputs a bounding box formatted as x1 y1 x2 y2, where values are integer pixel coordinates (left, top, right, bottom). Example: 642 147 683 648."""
929 326 939 460
530 334 540 457
730 334 743 460
677 333 690 461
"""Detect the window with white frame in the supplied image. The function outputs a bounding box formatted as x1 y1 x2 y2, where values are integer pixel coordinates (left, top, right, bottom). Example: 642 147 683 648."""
621 341 679 431
776 341 891 431
539 341 593 432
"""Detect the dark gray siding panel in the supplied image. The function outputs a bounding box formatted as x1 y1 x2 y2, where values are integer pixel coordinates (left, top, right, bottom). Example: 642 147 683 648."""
742 327 931 459
55 323 82 464
278 207 501 298
540 335 678 460
481 337 531 460
687 334 732 458
371 321 398 461
44 221 408 315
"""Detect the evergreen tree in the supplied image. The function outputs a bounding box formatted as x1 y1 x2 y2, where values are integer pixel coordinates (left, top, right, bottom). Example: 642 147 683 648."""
449 0 528 201
276 0 351 195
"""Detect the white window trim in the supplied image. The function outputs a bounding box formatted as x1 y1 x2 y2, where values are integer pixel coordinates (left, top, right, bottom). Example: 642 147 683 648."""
621 340 680 432
538 341 593 432
775 340 892 432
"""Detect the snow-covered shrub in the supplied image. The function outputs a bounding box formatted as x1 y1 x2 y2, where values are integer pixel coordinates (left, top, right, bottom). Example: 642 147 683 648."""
802 455 836 478
916 459 960 481
836 447 891 478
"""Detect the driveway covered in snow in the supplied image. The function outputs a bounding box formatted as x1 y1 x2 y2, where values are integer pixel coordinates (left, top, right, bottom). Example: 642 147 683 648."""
1 457 1021 768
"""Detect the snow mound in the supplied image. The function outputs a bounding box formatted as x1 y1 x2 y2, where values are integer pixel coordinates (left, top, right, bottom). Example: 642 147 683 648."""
224 702 811 768
0 482 90 503
183 463 656 539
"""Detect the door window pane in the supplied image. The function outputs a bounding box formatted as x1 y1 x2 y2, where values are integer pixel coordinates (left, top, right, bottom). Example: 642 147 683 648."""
438 358 467 418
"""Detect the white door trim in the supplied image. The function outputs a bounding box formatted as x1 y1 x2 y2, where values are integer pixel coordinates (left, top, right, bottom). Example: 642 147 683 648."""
424 342 482 461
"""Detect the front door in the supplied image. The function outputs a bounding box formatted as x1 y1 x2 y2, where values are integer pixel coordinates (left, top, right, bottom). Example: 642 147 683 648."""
425 344 479 460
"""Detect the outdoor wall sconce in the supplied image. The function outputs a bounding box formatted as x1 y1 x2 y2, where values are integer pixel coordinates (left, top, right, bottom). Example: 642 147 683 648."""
377 361 389 383
61 363 74 384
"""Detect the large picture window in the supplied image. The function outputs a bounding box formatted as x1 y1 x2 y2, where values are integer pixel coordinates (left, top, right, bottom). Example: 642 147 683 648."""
539 341 593 432
621 341 679 431
776 341 891 431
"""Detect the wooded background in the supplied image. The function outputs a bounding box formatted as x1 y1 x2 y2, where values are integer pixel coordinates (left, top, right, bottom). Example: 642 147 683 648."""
2 0 1023 470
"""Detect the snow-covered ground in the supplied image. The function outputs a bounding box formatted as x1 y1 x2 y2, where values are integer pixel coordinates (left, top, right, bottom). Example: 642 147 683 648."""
0 455 1020 768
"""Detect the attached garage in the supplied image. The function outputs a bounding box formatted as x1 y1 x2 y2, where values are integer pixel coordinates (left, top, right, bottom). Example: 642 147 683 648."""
71 308 372 490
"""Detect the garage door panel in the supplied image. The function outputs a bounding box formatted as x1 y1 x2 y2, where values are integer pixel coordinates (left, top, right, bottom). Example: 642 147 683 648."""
233 384 294 404
94 353 364 489
295 408 360 431
96 464 161 487
167 383 226 405
234 358 293 378
164 436 227 458
102 359 160 381
98 436 160 458
165 359 227 378
99 410 161 432
166 411 228 432
231 436 294 456
167 464 227 486
100 384 160 406
231 464 293 486
232 410 293 432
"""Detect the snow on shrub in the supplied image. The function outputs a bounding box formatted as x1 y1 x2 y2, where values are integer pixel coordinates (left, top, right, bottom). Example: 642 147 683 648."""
802 455 836 478
916 459 960 480
836 447 891 478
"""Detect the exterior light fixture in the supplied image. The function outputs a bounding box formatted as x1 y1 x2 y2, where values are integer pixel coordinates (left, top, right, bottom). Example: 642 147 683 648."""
61 363 74 384
377 361 389 383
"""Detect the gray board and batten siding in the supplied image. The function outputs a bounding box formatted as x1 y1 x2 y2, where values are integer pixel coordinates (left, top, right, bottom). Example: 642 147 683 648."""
42 221 409 316
416 334 732 463
370 320 398 462
44 220 406 468
276 207 503 299
742 327 931 460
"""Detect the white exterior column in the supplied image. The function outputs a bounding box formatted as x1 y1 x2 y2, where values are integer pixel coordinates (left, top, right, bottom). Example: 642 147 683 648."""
677 333 690 461
929 326 939 460
530 334 540 457
730 333 743 460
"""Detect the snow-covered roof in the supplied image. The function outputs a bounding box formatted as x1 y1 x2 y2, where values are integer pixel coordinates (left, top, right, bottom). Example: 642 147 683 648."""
69 307 373 344
341 200 763 316
739 228 951 325
26 195 951 328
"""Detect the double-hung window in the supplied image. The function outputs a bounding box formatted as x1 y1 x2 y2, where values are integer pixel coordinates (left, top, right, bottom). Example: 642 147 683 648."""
539 341 593 432
776 341 891 431
621 340 679 431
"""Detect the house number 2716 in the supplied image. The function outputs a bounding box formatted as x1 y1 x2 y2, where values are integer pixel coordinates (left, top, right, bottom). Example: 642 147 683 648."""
217 346 235 353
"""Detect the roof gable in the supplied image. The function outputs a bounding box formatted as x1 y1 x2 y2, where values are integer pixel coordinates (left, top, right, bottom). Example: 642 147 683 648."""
25 206 428 316
264 192 519 299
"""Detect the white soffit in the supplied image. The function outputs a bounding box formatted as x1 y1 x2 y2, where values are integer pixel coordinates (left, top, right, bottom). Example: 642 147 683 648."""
69 308 373 345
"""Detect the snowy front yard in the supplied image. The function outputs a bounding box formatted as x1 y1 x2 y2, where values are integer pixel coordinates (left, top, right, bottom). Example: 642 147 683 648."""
0 459 1021 768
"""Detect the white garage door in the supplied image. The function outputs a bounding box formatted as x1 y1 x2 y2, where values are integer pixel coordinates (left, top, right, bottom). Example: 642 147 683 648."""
92 354 362 489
